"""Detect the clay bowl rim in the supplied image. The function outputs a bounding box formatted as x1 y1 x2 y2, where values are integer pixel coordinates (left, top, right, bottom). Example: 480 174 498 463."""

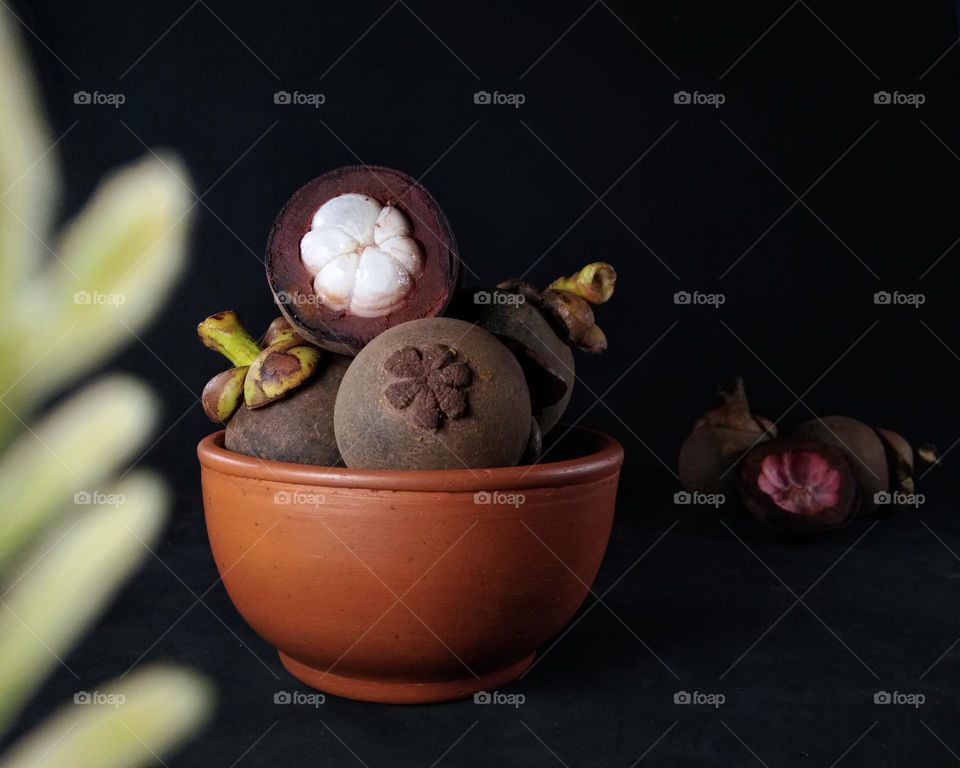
197 426 623 492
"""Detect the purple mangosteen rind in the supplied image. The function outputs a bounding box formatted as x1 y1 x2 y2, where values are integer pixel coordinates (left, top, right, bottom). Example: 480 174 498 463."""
265 166 460 356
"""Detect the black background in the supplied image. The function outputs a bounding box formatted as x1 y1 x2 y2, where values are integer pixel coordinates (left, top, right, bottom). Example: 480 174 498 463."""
5 0 960 765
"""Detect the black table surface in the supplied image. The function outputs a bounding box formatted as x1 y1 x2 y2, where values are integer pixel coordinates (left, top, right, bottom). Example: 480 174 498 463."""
11 496 960 767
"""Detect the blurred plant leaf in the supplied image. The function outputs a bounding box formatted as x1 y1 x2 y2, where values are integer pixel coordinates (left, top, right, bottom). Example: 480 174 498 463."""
0 471 168 734
0 376 157 568
0 7 60 309
0 9 211 767
8 154 194 412
0 664 214 768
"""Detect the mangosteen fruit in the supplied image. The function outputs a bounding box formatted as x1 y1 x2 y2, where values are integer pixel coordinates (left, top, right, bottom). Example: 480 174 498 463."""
265 166 460 355
794 416 890 514
678 377 776 495
226 354 351 466
197 312 346 466
738 438 859 533
450 262 617 435
449 287 575 436
334 317 532 470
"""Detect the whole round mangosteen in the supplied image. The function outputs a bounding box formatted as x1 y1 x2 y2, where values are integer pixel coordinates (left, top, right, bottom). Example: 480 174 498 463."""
678 377 776 496
198 312 347 466
225 355 350 466
738 437 859 533
334 317 532 470
266 166 460 355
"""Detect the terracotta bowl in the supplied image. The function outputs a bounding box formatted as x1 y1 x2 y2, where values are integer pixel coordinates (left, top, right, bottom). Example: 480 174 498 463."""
197 427 623 704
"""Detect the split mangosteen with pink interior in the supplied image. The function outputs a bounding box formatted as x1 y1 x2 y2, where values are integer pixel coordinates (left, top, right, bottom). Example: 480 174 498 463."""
265 166 460 356
678 378 935 534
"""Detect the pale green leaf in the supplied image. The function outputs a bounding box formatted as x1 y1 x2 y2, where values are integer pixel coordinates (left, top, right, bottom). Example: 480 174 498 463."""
0 377 157 567
18 154 193 405
0 664 213 768
0 471 168 733
0 5 60 305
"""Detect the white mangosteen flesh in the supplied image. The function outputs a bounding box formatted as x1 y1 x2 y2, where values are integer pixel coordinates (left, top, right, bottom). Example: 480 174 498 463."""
299 193 423 317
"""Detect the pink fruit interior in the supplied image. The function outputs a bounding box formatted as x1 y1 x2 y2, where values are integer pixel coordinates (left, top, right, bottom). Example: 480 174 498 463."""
757 451 841 515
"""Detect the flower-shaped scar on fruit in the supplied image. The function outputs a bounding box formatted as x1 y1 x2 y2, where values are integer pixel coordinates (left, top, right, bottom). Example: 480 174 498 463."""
300 194 423 318
382 344 472 430
266 166 460 356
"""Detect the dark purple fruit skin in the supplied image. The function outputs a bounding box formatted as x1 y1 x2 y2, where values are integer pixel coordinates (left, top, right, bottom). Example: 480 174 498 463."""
738 438 859 534
449 288 574 436
794 416 888 515
265 166 460 356
334 318 532 470
225 355 350 466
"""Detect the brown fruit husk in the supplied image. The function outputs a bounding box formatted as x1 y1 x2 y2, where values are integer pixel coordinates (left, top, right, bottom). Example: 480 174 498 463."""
795 416 890 515
448 287 575 436
521 417 543 464
225 354 351 466
678 377 776 496
874 427 915 494
738 437 859 534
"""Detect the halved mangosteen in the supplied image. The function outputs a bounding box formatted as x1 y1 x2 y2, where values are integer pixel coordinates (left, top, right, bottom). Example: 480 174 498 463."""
738 438 859 533
265 166 460 355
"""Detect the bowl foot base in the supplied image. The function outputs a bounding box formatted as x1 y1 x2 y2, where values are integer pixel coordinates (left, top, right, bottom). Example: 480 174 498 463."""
277 651 535 704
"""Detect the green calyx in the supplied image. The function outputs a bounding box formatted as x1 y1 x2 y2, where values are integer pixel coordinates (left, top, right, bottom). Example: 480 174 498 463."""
202 366 247 423
244 339 322 408
198 312 322 421
548 262 617 305
197 311 262 367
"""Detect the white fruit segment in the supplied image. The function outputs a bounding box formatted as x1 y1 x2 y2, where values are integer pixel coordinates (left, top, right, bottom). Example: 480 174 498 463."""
300 193 422 317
